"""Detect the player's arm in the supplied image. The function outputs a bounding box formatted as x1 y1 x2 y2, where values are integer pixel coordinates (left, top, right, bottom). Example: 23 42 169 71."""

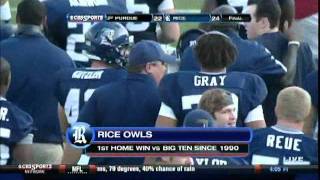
157 0 180 43
12 134 34 164
244 105 266 129
58 103 81 164
155 116 177 127
155 103 178 127
146 115 176 165
279 25 300 86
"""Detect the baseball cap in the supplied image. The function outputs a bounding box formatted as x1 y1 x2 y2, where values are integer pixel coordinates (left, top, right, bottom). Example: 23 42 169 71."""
128 40 176 66
183 109 215 127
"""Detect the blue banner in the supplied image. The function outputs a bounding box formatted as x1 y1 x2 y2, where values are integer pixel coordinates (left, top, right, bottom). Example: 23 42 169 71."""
91 127 252 142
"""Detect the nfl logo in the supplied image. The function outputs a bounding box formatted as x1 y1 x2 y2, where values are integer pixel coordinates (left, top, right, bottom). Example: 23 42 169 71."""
66 122 93 148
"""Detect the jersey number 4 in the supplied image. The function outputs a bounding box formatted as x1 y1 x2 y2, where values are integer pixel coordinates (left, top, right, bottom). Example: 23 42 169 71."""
64 88 95 125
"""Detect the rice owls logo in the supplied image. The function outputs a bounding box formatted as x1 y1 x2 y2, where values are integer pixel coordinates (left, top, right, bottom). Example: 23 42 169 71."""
67 122 93 148
101 28 115 45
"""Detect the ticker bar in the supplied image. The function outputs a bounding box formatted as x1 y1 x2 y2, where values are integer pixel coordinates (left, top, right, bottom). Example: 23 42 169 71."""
0 165 318 175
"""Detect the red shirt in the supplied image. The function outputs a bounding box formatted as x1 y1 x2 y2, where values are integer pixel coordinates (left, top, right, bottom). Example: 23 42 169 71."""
295 0 318 19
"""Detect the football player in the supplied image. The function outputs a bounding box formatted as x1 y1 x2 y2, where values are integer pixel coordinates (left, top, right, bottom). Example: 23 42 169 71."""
41 0 128 67
63 40 176 165
55 22 130 165
125 0 180 43
54 22 130 132
247 87 318 165
0 58 33 165
156 32 268 129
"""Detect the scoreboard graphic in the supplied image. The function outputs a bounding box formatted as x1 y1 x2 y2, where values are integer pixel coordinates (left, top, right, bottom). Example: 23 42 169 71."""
67 13 251 23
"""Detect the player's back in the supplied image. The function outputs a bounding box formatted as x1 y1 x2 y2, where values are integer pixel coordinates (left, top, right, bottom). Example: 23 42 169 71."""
78 73 161 165
0 98 33 165
78 73 160 127
159 71 267 126
0 30 74 144
43 0 127 66
248 126 318 165
55 67 127 124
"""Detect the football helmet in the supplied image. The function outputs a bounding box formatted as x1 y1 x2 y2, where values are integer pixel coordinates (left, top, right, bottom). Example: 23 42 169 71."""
85 22 133 67
176 28 205 60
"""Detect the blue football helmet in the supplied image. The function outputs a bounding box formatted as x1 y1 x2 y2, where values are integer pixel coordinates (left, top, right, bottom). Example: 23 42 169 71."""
85 22 133 67
176 28 205 60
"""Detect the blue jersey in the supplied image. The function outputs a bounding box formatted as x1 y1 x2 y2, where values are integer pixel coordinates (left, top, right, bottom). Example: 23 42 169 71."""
179 31 286 84
78 73 160 165
43 0 127 66
0 98 33 165
303 71 318 109
78 73 160 127
247 126 318 165
0 23 15 42
54 67 127 125
159 71 267 127
0 27 75 143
